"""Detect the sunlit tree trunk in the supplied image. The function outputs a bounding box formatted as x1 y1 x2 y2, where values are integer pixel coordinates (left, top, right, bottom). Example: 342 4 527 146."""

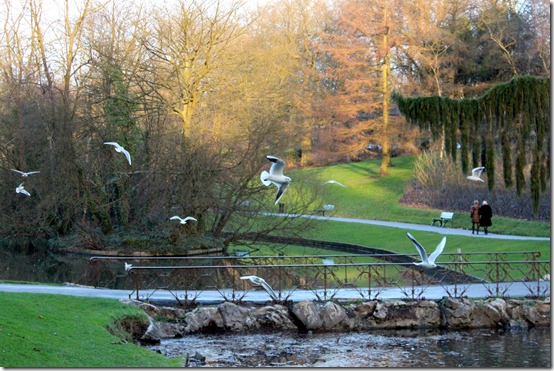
379 7 391 176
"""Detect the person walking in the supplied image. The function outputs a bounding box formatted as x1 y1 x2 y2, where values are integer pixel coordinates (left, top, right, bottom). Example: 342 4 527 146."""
479 200 493 235
470 200 480 235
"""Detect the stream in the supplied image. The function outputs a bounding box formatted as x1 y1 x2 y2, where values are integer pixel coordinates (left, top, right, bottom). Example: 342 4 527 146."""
147 326 551 367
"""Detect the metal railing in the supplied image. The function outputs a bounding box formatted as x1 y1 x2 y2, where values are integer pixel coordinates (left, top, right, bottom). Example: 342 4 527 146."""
88 251 550 304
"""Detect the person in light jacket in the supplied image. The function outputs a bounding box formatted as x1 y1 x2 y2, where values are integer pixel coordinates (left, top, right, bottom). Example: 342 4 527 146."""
479 200 493 235
470 200 480 234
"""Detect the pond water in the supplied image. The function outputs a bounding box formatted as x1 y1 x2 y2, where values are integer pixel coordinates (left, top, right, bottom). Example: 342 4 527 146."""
147 327 551 367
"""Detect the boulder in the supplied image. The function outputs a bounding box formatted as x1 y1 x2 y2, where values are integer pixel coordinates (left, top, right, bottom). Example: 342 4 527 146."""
370 300 440 329
218 302 259 332
506 299 550 327
440 297 476 328
350 301 377 318
155 322 186 338
320 301 350 330
184 306 224 333
470 299 507 328
140 317 162 345
253 305 296 330
372 302 388 320
292 301 322 330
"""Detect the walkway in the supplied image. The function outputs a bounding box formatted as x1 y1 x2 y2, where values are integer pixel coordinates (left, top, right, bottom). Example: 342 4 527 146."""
263 213 551 241
0 281 549 305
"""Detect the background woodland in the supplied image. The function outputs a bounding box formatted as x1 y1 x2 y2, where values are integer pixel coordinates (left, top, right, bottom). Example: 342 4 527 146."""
0 0 549 249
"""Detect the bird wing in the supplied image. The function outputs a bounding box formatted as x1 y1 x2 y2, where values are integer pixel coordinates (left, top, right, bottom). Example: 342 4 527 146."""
267 156 286 176
428 237 446 264
20 188 31 196
17 182 24 188
120 148 132 165
472 167 485 177
184 217 197 223
11 169 24 175
26 171 40 175
259 280 278 300
104 142 120 148
406 233 429 263
329 180 347 187
274 182 290 204
170 216 182 221
240 276 256 281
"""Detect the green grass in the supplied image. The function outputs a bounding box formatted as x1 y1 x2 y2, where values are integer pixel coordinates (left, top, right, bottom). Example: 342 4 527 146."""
290 155 549 238
0 293 182 367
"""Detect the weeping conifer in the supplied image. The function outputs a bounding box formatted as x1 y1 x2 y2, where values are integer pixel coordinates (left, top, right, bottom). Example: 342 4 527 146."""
392 76 550 217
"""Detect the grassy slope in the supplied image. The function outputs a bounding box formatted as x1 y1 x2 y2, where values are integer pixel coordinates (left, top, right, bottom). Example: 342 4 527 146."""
295 155 550 237
235 155 550 261
0 293 181 367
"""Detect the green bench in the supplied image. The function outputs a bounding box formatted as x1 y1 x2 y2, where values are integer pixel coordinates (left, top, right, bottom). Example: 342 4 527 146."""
432 212 454 228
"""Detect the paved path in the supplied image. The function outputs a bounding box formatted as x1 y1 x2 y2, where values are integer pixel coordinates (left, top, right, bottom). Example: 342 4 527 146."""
0 281 549 305
264 213 550 241
0 214 548 303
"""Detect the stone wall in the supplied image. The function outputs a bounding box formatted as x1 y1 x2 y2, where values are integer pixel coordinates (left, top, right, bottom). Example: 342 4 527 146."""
120 297 550 345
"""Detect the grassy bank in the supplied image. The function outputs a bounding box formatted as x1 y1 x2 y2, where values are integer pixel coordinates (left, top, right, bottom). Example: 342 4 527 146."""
0 292 181 367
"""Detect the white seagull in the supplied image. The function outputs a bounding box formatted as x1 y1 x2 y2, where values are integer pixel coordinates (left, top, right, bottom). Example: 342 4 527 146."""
467 166 485 182
323 180 348 188
124 262 133 272
407 232 446 269
240 275 278 300
11 169 40 177
104 142 132 166
260 156 291 205
170 216 198 224
16 182 31 197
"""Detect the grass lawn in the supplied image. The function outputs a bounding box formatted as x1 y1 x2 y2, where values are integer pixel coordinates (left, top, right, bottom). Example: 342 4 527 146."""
0 292 181 368
290 155 550 238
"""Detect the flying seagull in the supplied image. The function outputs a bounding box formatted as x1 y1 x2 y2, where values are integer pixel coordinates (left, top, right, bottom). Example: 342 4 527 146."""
16 182 31 197
406 232 446 269
323 180 347 188
104 142 132 166
467 166 485 182
11 169 40 177
170 216 198 224
260 155 291 205
240 275 278 300
124 262 133 272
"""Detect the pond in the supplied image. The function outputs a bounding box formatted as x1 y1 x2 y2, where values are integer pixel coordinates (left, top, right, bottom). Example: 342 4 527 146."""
147 327 551 367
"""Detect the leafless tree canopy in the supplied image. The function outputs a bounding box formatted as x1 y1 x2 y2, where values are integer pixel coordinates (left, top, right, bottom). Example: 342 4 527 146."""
0 0 549 247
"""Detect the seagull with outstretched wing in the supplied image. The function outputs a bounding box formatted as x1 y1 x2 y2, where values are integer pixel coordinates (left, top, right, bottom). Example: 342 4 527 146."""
16 182 31 197
406 232 446 269
170 216 198 224
104 142 132 166
323 180 348 188
467 166 485 182
240 275 278 300
11 169 40 177
260 156 291 205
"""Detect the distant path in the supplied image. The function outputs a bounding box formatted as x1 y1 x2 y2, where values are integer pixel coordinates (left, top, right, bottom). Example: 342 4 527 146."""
262 213 550 241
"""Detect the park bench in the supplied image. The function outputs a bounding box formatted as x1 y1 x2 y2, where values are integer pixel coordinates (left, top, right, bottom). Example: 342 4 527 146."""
317 204 335 216
431 212 454 228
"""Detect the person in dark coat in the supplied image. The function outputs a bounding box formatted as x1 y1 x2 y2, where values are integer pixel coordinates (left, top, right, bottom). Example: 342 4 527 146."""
479 200 493 235
470 200 481 234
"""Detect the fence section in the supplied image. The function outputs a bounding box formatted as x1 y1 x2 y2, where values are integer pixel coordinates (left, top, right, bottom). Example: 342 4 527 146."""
88 251 550 304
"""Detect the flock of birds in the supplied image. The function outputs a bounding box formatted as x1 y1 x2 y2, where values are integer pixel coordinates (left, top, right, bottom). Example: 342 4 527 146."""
9 143 486 296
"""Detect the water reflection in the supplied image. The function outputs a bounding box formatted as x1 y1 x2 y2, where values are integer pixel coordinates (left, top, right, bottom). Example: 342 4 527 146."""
0 248 97 285
148 327 551 367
